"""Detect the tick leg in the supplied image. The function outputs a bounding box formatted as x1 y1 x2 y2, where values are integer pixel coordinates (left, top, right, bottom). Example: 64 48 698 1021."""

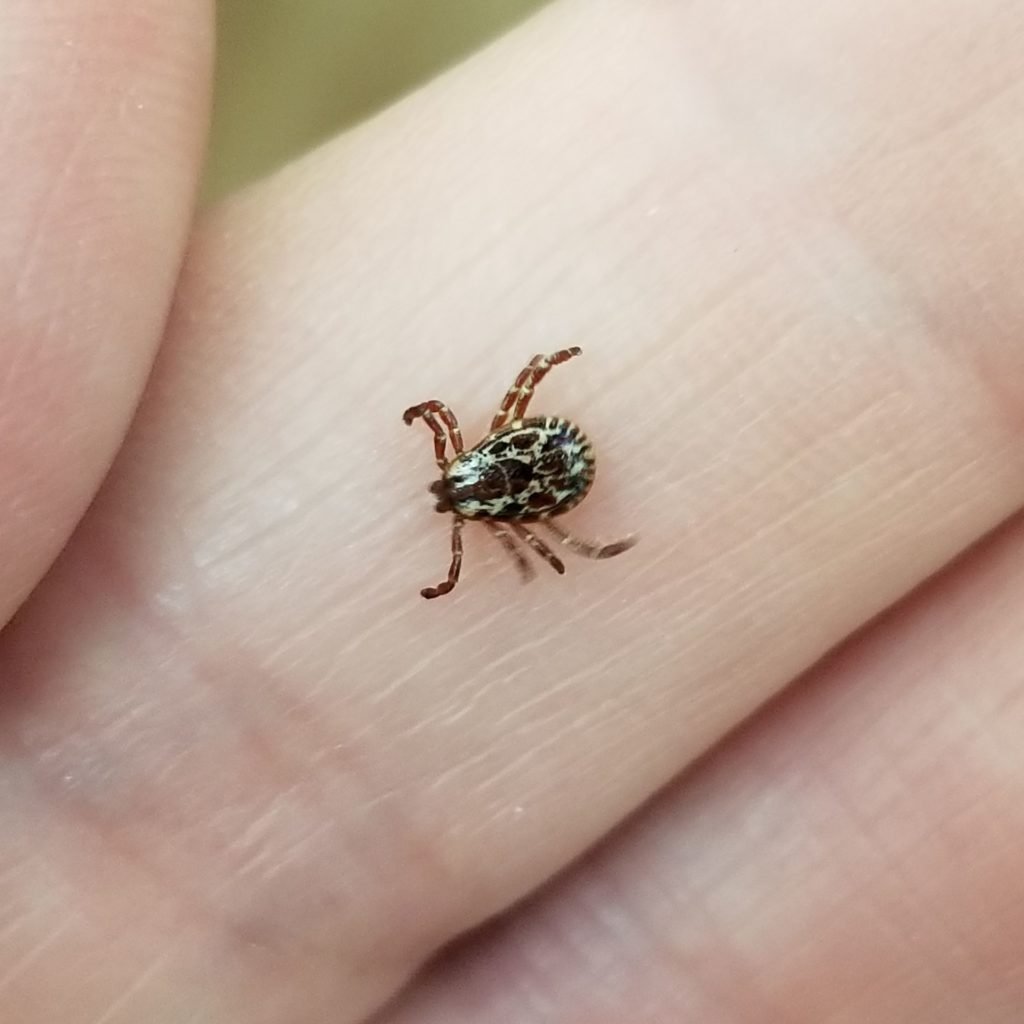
485 521 535 583
403 400 464 469
490 347 582 430
541 518 637 559
421 516 465 599
510 522 565 575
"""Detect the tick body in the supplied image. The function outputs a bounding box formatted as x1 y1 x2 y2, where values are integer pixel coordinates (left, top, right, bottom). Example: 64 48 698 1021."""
403 347 635 599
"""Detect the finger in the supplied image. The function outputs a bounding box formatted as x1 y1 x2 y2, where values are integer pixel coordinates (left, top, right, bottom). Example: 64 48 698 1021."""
375 514 1024 1023
0 1 212 621
3 0 1024 1022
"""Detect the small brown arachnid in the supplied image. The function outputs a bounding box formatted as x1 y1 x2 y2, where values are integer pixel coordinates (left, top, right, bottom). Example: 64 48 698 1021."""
402 347 636 599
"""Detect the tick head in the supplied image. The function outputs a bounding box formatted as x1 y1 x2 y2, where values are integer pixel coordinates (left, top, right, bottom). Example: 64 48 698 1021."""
428 478 453 513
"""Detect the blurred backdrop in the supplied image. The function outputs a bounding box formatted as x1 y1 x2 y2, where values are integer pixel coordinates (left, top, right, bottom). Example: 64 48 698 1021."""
204 0 550 201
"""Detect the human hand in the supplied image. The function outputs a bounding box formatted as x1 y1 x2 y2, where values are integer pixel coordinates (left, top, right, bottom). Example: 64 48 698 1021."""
4 2 1024 1022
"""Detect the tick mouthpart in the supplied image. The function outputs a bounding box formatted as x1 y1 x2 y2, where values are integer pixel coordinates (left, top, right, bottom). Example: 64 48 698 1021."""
428 478 453 513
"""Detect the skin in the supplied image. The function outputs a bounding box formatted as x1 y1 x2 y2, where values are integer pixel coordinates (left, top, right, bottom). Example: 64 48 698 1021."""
2 0 1024 1021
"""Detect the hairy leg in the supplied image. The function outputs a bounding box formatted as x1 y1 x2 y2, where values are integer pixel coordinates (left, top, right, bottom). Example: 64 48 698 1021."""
485 521 535 583
403 400 464 468
490 348 581 430
420 515 465 598
541 516 636 559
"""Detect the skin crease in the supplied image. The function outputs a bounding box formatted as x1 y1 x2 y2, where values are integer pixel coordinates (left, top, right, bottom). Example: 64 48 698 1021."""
0 0 1024 1022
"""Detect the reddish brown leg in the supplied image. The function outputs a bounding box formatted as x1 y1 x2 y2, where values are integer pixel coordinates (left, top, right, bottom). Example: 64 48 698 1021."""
510 522 565 575
422 515 464 599
490 347 582 430
403 400 464 469
541 518 637 559
485 521 535 583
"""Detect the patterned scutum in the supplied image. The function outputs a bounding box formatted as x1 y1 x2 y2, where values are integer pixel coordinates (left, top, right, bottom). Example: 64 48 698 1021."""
441 416 594 519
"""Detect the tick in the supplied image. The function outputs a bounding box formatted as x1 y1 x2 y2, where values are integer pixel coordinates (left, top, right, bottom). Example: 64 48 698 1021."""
402 347 636 599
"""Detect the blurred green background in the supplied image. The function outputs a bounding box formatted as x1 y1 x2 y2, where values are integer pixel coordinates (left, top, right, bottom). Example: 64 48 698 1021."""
204 0 549 201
